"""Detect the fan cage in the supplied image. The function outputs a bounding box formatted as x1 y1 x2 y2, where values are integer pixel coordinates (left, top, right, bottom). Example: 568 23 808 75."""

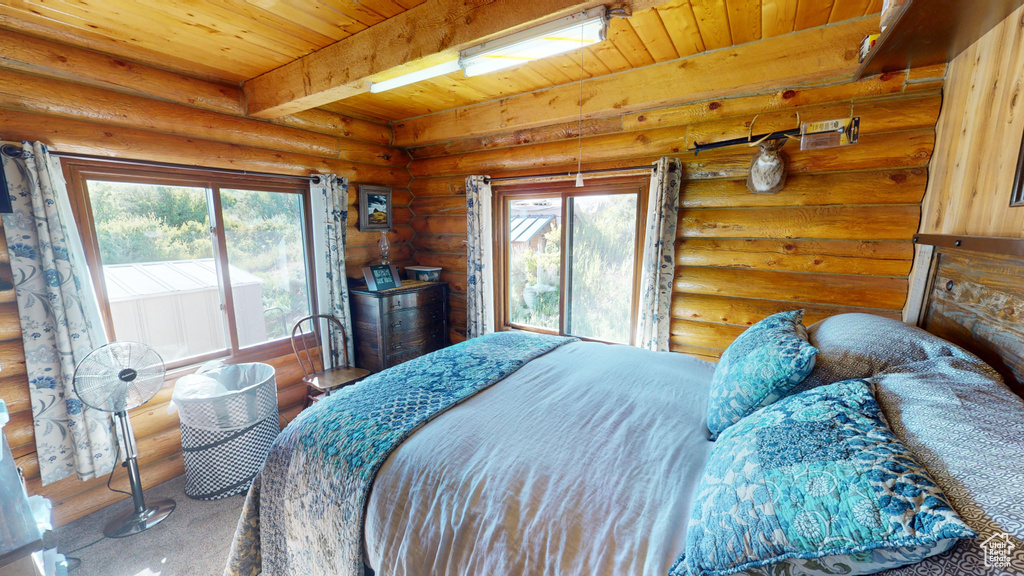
73 342 166 413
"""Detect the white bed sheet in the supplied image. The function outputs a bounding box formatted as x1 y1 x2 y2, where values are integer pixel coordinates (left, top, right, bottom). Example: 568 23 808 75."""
364 341 716 576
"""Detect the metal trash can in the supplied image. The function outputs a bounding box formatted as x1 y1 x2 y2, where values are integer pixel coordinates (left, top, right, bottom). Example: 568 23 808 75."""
171 362 279 500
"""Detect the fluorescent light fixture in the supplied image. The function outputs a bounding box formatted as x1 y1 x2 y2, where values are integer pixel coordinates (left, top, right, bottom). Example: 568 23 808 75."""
459 7 607 78
369 59 461 93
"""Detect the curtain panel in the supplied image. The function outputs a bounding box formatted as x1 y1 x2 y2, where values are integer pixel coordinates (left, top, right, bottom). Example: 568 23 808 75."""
635 157 682 352
1 141 113 484
465 175 495 339
309 174 355 367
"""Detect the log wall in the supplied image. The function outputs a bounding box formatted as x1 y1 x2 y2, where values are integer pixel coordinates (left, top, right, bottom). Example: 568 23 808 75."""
407 68 946 357
0 30 409 526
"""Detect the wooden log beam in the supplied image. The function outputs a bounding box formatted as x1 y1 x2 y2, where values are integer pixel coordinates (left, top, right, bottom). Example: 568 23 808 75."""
679 204 921 241
674 267 909 309
393 15 880 147
675 238 914 276
668 341 723 362
408 127 934 183
0 28 241 115
0 108 411 187
405 93 940 177
411 196 468 216
0 373 29 413
412 252 468 273
438 272 468 294
684 92 940 149
407 85 940 160
401 128 931 191
347 225 415 247
0 302 19 340
244 0 668 118
669 318 748 350
274 110 392 146
0 68 407 167
681 169 928 209
411 234 468 253
411 216 468 236
680 130 935 180
0 28 391 145
410 176 469 197
6 409 34 455
671 293 902 328
0 338 26 380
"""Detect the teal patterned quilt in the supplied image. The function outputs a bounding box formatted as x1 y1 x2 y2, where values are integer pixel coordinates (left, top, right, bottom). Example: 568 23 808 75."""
675 379 975 576
224 331 575 576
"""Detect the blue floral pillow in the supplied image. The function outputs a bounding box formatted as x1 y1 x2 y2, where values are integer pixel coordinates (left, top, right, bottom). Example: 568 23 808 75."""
672 380 976 576
706 310 817 439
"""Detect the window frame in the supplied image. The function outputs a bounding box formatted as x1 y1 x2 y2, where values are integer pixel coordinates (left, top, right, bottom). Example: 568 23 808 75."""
63 159 318 369
493 176 649 345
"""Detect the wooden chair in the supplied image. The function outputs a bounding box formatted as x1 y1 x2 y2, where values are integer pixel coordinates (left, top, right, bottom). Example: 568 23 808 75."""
291 315 370 407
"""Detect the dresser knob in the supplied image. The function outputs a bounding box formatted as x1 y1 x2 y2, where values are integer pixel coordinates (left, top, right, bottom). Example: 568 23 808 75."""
391 321 402 329
392 343 403 350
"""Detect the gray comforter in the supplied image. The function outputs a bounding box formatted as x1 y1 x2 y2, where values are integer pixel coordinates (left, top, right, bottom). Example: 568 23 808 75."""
364 341 717 576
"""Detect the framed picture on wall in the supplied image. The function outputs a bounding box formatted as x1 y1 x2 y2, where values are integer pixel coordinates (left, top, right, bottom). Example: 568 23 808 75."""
358 185 392 231
1013 128 1024 207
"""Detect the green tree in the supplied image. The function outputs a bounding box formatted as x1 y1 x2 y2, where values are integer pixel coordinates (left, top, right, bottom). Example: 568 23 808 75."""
506 194 637 343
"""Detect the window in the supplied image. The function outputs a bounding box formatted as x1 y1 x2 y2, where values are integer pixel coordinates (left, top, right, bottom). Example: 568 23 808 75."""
64 161 315 368
495 178 647 345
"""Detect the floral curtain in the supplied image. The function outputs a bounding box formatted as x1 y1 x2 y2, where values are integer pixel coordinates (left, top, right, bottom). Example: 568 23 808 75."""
309 174 354 367
465 175 495 339
1 141 113 485
635 157 682 352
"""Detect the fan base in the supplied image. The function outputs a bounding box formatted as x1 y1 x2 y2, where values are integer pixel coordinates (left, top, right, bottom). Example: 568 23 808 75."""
103 498 176 538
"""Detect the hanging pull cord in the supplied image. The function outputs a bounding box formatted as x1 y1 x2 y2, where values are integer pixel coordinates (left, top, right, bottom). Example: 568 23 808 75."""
575 18 585 187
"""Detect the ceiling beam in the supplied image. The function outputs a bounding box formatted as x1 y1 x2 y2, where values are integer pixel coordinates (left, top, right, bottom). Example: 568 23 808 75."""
243 0 666 119
391 16 881 147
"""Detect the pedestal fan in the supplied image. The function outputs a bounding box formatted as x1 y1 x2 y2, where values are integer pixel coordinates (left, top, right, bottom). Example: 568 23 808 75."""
72 342 175 538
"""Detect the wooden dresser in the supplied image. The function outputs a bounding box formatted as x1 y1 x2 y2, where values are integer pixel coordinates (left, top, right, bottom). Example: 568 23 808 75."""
350 280 450 372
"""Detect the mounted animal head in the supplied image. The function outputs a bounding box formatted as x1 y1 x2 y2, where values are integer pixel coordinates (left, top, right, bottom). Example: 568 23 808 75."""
746 138 789 195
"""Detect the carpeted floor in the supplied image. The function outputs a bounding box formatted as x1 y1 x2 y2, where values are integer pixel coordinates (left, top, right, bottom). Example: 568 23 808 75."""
53 475 245 576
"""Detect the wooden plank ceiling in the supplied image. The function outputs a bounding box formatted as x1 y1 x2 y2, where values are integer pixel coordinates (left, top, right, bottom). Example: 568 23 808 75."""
0 0 883 123
0 0 426 84
327 0 885 122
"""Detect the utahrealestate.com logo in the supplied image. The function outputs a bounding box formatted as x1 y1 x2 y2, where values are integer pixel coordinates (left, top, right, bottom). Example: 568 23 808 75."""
981 533 1017 570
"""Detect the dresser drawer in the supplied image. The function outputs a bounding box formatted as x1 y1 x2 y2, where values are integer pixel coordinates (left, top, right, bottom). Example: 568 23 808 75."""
380 285 446 312
384 320 447 352
383 304 445 332
385 336 446 366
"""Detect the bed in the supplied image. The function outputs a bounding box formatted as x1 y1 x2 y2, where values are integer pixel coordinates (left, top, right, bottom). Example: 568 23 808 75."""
225 240 1024 576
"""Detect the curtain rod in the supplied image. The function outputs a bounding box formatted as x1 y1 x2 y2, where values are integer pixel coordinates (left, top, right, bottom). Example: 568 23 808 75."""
48 151 322 183
484 165 655 184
